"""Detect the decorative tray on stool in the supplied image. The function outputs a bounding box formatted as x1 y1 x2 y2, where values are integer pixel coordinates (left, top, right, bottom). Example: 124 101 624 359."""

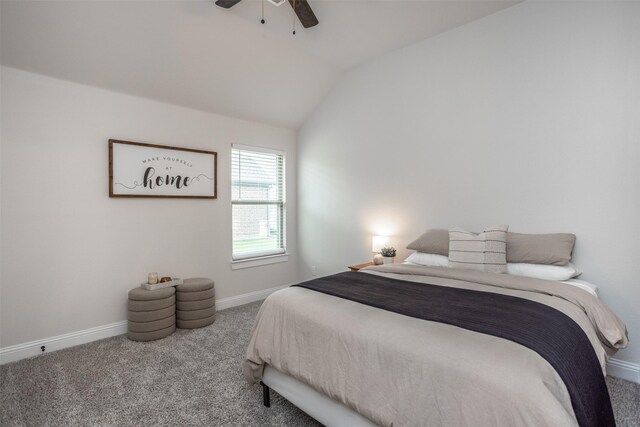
140 278 183 291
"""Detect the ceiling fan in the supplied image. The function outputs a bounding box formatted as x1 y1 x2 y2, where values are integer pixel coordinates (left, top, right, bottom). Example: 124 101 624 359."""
215 0 319 29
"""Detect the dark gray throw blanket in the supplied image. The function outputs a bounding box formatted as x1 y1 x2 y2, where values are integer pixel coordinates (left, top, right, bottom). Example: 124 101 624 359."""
293 271 615 427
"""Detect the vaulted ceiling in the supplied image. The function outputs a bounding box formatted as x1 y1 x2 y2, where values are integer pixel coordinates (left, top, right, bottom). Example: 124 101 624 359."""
1 0 519 128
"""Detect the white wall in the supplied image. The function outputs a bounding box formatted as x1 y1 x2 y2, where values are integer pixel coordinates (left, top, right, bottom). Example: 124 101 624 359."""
298 2 640 366
0 67 298 348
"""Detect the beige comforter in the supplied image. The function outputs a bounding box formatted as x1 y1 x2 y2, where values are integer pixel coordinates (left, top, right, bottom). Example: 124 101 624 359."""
244 265 628 427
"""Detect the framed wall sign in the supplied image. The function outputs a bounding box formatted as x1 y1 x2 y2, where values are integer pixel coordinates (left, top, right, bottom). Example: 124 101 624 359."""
109 139 217 199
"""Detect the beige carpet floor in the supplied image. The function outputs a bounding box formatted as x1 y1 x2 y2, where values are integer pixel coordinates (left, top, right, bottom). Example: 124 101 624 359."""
1 300 638 426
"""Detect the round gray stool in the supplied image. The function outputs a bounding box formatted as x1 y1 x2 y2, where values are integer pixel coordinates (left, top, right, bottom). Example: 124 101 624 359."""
127 287 176 342
175 278 215 329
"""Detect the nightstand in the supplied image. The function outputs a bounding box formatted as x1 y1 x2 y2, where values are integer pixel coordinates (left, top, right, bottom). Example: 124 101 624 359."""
348 262 376 271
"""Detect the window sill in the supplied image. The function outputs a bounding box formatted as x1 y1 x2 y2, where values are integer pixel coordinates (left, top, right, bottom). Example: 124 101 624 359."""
230 253 290 270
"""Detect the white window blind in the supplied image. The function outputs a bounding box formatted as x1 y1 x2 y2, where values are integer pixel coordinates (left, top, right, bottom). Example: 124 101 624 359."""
231 145 286 260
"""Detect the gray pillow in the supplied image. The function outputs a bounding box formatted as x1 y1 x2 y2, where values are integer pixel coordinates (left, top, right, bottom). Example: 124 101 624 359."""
506 232 576 266
406 229 449 256
407 229 576 266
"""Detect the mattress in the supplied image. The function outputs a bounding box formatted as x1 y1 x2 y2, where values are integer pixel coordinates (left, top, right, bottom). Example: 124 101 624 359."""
245 264 627 426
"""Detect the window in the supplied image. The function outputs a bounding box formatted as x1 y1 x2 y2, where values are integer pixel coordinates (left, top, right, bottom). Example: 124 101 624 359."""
231 145 286 261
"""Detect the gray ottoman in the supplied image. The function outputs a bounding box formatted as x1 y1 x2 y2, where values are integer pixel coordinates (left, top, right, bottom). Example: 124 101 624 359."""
175 278 215 329
127 287 176 342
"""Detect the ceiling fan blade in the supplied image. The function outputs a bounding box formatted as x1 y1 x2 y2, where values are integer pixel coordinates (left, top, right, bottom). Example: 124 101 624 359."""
288 0 318 28
215 0 242 9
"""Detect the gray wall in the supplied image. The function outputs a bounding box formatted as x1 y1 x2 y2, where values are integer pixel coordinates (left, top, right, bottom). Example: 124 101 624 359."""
298 1 640 365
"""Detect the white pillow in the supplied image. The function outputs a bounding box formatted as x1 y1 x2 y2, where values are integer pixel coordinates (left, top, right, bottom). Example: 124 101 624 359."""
405 254 596 297
507 262 581 281
562 279 599 298
404 252 449 267
404 255 597 297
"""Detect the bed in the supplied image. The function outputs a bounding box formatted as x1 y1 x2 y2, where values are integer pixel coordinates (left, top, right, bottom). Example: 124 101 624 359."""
244 264 628 426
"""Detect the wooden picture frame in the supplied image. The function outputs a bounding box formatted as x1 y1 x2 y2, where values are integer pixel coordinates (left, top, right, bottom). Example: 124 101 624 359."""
109 139 217 199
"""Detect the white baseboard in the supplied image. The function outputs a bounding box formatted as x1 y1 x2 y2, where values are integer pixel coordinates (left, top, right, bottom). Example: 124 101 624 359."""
607 358 640 383
0 320 128 365
0 283 288 365
215 284 289 311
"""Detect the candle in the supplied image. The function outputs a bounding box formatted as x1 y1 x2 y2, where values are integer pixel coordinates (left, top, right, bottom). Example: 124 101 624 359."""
148 272 158 284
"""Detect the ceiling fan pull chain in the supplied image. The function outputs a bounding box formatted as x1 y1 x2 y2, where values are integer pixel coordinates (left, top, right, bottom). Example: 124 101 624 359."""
261 0 265 24
292 0 296 34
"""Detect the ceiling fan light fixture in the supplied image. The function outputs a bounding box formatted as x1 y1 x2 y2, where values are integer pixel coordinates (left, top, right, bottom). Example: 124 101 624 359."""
214 0 318 29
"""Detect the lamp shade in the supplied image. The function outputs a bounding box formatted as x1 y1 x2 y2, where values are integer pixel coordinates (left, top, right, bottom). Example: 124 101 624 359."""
372 235 389 253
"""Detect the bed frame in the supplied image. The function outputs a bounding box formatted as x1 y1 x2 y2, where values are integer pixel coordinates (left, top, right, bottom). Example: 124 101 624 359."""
260 365 376 426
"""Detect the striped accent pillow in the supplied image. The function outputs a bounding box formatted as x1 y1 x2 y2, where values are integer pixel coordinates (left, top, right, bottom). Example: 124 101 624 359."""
448 225 509 273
